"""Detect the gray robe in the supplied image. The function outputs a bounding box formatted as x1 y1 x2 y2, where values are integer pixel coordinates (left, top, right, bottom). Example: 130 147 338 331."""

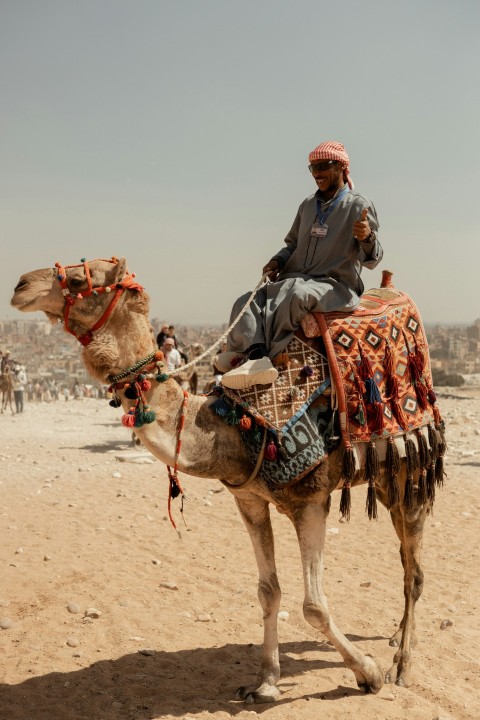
228 185 383 359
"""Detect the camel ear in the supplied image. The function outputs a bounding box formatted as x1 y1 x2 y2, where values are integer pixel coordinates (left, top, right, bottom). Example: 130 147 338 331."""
111 257 127 283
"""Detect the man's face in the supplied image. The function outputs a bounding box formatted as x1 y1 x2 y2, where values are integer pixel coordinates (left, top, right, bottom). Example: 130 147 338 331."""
163 340 175 352
309 160 344 195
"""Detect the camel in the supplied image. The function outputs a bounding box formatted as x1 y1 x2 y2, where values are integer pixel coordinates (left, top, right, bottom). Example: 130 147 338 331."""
11 256 441 703
1 368 15 414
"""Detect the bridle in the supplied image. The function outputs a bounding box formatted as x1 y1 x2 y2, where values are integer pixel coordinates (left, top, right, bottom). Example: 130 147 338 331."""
54 256 144 346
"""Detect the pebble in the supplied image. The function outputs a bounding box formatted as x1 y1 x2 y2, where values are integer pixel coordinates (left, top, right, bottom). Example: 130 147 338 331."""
72 652 82 658
159 581 178 590
111 471 122 478
43 555 52 561
66 637 80 648
0 617 14 630
327 527 339 535
196 613 212 622
178 611 192 619
138 648 155 656
278 610 289 621
67 603 81 614
84 608 101 619
360 581 371 588
129 636 144 641
151 559 162 565
440 619 454 629
15 547 24 554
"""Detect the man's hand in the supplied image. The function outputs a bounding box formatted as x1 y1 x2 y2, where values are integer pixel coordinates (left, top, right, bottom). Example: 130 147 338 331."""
262 259 280 280
353 207 372 242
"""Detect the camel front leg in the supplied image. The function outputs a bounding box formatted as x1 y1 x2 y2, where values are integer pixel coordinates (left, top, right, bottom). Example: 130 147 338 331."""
234 494 282 704
292 499 384 694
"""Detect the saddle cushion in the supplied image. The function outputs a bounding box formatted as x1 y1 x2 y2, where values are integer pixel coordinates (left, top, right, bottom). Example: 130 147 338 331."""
302 287 440 443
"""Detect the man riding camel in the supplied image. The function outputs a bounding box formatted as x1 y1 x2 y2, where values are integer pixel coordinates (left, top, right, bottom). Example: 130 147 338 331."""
218 140 383 390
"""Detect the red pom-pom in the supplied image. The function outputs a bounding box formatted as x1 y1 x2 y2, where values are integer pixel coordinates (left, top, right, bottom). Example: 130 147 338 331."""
264 440 278 461
121 412 135 428
140 379 151 391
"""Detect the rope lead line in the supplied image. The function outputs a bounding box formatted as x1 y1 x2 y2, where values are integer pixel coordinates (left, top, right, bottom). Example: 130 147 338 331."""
167 274 269 378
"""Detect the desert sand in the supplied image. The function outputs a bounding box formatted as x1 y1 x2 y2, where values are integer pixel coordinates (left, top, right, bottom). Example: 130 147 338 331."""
0 387 479 720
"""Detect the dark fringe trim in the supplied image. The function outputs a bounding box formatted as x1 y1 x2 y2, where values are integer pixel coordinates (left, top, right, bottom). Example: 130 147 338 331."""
417 469 427 505
416 429 429 469
366 481 378 520
365 439 380 482
435 455 445 487
427 423 439 461
426 462 436 503
341 445 356 483
339 482 351 522
404 472 415 510
404 437 419 476
386 438 400 508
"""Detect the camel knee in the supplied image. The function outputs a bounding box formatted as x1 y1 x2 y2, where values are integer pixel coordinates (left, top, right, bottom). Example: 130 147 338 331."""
257 577 281 617
303 601 330 633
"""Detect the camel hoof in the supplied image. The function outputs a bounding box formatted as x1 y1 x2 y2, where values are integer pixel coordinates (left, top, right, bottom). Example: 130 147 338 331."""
235 683 280 704
396 677 405 687
355 654 384 695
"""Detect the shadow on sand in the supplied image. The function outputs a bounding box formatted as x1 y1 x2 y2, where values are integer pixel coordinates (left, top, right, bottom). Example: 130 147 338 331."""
0 639 381 719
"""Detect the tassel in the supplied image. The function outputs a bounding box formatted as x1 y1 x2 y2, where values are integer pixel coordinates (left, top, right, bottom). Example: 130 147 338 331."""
239 414 252 431
365 377 382 404
140 379 151 391
404 472 414 510
155 373 169 383
427 387 437 404
365 440 380 518
212 397 230 417
426 463 436 502
366 481 378 520
366 400 384 435
142 408 156 424
121 411 136 428
341 444 356 483
432 404 442 426
274 352 291 368
427 424 439 461
417 469 427 505
251 425 263 444
339 482 351 522
414 380 428 411
390 398 408 430
405 437 419 476
109 396 122 408
169 474 181 499
383 341 396 377
357 343 374 380
264 440 278 461
416 429 429 470
435 455 445 487
300 365 314 378
225 407 240 426
386 438 400 508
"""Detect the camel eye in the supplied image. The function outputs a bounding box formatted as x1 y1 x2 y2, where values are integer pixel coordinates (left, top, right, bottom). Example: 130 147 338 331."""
69 277 84 289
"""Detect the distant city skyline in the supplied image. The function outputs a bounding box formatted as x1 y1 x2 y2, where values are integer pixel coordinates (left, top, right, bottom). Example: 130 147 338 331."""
2 1 480 325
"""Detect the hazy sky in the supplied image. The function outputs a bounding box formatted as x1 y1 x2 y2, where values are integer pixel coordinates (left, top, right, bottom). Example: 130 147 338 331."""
1 0 479 327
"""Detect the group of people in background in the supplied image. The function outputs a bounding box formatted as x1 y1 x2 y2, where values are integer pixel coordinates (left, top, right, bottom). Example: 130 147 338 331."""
156 322 187 372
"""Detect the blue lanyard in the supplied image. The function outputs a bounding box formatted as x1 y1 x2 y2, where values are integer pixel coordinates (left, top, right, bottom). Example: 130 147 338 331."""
316 186 349 224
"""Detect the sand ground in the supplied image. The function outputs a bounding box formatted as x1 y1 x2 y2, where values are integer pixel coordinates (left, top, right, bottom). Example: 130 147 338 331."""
0 388 479 720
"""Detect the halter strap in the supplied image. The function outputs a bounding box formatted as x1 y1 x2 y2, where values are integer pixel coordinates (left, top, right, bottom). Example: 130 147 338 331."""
54 257 144 346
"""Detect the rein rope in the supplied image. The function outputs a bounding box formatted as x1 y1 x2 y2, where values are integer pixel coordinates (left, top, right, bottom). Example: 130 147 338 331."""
166 273 269 378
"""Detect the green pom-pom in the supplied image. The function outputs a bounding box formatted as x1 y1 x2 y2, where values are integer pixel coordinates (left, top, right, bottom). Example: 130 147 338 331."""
226 408 240 426
80 257 86 262
142 410 156 423
156 373 169 383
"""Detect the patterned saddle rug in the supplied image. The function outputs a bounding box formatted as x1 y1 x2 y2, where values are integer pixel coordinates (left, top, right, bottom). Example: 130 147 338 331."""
213 332 332 489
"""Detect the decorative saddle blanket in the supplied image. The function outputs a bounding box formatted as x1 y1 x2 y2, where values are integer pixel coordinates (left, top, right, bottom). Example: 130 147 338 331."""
301 286 442 445
213 332 332 489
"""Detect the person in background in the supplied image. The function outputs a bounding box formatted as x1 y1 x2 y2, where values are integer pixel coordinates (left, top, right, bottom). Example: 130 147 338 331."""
161 337 182 372
156 323 169 349
12 364 27 413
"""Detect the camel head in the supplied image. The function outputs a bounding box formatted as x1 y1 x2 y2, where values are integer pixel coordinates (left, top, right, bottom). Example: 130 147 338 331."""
11 257 153 380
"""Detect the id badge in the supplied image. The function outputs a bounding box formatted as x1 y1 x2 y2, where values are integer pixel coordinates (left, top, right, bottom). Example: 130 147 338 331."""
311 222 328 238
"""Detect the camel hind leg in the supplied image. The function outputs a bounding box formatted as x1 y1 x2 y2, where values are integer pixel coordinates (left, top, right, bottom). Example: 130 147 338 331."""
377 476 430 687
234 494 282 703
